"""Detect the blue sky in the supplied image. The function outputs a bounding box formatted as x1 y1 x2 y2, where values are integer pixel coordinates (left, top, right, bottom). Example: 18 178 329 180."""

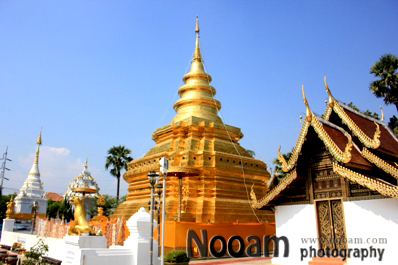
1 1 397 197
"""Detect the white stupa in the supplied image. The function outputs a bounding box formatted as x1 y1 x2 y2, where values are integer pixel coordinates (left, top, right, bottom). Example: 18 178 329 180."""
14 129 47 215
64 158 100 219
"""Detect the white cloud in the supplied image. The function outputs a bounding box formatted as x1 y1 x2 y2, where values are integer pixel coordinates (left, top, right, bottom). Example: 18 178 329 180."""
4 146 84 196
45 147 70 156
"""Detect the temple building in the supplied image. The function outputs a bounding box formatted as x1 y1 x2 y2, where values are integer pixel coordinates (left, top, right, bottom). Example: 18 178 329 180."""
112 18 275 252
64 158 100 219
251 79 398 265
14 130 47 219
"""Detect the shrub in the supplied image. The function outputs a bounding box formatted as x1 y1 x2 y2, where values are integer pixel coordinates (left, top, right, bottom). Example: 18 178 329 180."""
164 250 190 263
24 238 49 265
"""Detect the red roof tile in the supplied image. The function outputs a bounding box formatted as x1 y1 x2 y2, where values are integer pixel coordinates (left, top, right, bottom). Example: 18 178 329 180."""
322 123 372 167
46 192 63 202
343 107 398 156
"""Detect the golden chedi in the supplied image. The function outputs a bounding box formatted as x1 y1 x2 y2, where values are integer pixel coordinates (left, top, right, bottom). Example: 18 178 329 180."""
113 17 273 224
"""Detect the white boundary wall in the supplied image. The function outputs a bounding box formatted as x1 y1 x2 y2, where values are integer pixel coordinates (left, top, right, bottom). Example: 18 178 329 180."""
343 198 398 265
272 204 317 265
0 207 159 265
271 198 398 265
1 223 65 259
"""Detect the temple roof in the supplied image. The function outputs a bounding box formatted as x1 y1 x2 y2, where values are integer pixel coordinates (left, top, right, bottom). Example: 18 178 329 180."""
252 80 398 208
63 158 100 199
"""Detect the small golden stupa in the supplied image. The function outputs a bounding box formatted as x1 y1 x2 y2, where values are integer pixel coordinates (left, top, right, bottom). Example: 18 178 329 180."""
113 17 273 224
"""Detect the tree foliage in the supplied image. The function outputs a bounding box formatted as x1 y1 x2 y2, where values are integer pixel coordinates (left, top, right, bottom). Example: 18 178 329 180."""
105 145 133 202
272 150 293 182
24 238 49 265
370 54 398 111
164 250 190 263
347 102 379 120
87 194 126 218
388 115 398 136
46 198 74 222
0 194 13 222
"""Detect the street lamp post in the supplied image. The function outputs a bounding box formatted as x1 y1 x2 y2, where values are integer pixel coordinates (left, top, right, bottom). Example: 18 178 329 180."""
156 182 163 253
148 170 160 265
159 157 168 265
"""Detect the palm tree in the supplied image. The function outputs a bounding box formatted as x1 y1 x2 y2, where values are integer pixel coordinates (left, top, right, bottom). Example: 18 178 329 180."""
370 54 398 111
105 146 133 202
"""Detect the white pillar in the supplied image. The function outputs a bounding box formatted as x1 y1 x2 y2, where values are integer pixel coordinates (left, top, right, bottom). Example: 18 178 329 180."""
2 219 15 233
124 207 158 265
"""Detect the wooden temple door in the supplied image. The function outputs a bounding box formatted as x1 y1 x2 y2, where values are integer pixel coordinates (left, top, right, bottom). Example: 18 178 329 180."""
311 147 348 250
316 199 347 250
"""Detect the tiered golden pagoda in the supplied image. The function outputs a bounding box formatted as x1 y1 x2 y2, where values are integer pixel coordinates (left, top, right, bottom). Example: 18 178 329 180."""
113 17 272 224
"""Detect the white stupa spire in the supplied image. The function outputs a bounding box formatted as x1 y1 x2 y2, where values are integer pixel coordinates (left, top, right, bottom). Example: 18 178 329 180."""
14 128 47 215
27 128 42 181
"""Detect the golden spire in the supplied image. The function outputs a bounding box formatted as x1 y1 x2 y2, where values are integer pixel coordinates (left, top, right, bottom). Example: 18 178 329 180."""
171 16 222 124
324 75 334 107
85 157 88 168
36 127 42 145
302 85 312 121
193 15 202 63
33 128 42 165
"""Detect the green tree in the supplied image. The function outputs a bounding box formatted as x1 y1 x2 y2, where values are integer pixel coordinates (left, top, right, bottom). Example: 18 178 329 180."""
87 194 119 218
370 54 398 111
105 146 133 202
388 115 398 136
347 102 380 120
272 150 293 183
46 198 73 222
0 194 13 222
363 110 379 120
348 102 359 112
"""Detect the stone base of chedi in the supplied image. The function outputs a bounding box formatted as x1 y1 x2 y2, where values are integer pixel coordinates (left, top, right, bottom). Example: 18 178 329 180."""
112 18 273 225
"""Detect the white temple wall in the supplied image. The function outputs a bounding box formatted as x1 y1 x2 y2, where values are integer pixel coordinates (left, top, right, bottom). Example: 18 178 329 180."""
343 198 398 265
14 197 47 214
271 204 317 265
1 230 65 259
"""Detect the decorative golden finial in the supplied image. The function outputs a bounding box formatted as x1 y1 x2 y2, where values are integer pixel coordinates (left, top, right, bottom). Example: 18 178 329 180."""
302 85 312 121
380 106 385 122
193 15 202 62
324 75 334 107
36 127 42 145
85 157 88 168
34 128 42 165
195 15 199 34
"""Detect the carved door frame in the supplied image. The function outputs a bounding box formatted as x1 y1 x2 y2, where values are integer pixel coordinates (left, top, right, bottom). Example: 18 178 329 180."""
314 198 347 250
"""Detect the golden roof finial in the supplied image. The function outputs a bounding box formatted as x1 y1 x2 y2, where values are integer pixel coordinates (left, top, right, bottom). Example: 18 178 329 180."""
324 75 334 107
380 106 385 122
85 156 88 168
302 84 312 121
193 15 202 62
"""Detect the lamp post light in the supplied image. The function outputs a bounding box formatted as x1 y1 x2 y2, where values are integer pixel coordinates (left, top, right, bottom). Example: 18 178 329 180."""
148 170 160 265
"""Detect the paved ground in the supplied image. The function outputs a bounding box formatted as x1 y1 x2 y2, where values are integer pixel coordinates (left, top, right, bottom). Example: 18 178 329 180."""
189 257 281 265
